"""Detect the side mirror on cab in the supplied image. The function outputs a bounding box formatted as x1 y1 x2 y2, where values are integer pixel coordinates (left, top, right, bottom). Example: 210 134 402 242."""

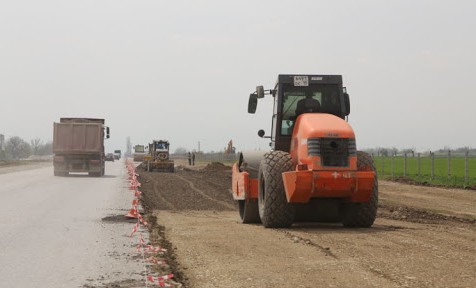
248 94 258 114
343 92 350 116
106 127 110 139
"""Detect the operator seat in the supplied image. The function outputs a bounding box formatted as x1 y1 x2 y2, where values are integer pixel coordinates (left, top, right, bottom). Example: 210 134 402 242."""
295 97 321 115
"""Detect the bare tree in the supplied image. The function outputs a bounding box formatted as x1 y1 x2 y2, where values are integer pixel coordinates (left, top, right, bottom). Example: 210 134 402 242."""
37 141 53 155
400 148 416 157
30 138 42 155
6 136 31 160
390 147 398 156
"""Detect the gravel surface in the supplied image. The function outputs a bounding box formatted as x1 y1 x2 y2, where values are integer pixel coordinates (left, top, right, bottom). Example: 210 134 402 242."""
138 163 236 212
138 161 476 288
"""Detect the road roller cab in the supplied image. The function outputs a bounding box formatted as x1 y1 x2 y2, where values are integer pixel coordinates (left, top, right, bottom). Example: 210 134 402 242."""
231 75 378 228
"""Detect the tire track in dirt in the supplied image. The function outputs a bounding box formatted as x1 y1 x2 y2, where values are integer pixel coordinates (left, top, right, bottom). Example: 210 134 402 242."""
282 231 338 258
137 172 177 211
172 173 235 210
378 203 476 224
151 177 176 210
181 171 228 189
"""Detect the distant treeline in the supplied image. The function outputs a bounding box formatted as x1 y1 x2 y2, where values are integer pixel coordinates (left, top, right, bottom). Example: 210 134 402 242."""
0 136 52 160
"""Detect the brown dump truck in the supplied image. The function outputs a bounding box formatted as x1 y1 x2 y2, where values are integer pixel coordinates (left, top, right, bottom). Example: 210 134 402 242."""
53 118 110 177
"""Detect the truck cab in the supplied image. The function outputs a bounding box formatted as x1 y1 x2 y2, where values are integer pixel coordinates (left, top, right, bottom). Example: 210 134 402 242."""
114 150 121 160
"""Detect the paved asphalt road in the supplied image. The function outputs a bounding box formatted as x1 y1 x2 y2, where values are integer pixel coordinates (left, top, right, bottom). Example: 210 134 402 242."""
0 161 146 287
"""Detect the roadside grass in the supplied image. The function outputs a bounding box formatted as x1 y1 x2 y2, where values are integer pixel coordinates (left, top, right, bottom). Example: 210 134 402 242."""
373 156 476 188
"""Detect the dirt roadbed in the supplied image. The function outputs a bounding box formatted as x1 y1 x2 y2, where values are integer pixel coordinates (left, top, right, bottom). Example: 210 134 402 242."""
137 162 476 288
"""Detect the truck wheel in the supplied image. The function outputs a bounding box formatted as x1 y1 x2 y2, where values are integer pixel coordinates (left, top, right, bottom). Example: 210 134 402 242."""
341 151 378 227
239 199 261 223
258 151 295 228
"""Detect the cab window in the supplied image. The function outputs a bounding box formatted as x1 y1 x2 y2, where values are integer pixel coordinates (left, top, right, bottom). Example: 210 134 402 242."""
280 84 341 136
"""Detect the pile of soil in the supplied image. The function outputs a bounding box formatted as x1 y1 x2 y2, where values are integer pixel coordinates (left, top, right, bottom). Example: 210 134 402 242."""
378 204 475 224
202 162 230 171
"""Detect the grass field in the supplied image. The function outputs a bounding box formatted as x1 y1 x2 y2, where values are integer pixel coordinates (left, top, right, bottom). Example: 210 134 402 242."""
373 156 476 188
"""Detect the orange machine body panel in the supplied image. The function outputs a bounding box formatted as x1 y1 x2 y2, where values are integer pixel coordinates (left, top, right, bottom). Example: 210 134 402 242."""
283 113 375 203
282 170 375 203
284 113 375 203
231 163 258 200
232 163 374 204
232 113 375 204
290 113 356 170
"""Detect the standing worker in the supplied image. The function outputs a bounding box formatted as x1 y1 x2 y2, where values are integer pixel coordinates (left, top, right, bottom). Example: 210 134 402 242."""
188 152 192 166
192 152 196 166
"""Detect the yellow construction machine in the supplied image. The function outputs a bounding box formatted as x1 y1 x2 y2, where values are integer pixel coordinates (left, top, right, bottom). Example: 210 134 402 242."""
143 140 174 172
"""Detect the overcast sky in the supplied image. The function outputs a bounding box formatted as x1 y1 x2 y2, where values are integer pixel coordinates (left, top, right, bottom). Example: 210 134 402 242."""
1 0 475 153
